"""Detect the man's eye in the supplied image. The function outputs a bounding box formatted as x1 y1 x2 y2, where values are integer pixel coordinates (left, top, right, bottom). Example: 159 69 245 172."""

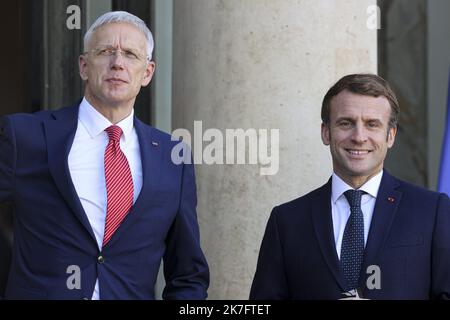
124 51 138 59
98 49 113 56
339 121 351 127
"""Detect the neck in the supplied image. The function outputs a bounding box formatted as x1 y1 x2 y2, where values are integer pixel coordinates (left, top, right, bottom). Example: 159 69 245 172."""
84 94 134 124
334 170 382 189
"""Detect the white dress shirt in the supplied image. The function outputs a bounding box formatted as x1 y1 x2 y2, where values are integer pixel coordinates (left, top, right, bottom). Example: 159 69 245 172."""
331 171 383 259
68 97 143 300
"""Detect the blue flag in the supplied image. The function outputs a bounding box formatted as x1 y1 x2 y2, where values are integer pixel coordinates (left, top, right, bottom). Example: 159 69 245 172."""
438 72 450 196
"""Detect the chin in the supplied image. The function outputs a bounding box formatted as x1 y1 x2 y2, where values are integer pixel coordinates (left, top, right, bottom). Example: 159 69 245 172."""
345 165 372 176
104 93 130 103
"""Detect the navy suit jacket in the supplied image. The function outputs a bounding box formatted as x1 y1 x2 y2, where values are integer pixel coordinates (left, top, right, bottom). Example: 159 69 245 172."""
250 171 450 299
0 104 209 299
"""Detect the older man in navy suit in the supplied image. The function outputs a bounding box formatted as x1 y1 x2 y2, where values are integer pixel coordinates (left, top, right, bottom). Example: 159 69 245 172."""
0 11 209 299
250 74 450 300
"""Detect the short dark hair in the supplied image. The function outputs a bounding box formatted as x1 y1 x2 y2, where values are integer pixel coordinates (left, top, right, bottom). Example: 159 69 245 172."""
321 74 400 130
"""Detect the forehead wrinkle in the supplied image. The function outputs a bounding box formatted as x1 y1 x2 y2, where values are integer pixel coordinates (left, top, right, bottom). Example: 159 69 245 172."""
95 43 142 53
334 103 390 122
89 23 147 53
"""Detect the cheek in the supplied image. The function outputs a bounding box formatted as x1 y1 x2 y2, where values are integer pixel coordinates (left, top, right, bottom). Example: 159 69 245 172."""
134 70 146 84
86 64 105 83
376 132 392 148
85 70 98 83
128 80 142 94
330 131 348 146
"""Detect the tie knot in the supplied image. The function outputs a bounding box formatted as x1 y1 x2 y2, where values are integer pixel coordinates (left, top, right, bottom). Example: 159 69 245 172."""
344 190 364 208
105 125 123 143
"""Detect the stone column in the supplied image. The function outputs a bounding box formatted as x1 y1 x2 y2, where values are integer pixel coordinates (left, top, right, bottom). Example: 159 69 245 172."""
173 0 377 299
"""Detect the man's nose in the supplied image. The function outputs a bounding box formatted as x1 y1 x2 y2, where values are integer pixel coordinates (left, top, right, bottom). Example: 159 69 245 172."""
351 124 368 143
110 51 125 69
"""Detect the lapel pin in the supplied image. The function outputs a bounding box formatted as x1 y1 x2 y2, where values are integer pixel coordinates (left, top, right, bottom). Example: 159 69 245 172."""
388 197 395 203
152 141 159 147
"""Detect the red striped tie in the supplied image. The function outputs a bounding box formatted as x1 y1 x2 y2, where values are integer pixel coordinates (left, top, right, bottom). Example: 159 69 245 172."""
102 125 134 247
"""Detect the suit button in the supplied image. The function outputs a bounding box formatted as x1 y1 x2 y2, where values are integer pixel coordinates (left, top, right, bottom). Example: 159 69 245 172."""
98 255 105 264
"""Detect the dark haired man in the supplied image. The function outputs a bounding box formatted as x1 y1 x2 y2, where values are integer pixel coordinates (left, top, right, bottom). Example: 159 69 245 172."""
250 74 450 300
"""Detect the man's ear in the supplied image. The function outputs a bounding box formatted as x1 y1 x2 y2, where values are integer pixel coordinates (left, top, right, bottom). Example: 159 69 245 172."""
79 55 89 81
387 126 397 148
141 61 156 87
321 123 330 146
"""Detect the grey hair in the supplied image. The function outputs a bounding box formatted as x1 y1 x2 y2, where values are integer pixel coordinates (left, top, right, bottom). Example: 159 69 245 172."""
84 11 154 60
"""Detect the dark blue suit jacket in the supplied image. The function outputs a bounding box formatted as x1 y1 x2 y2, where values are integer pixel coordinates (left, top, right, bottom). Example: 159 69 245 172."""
0 104 209 299
250 172 450 299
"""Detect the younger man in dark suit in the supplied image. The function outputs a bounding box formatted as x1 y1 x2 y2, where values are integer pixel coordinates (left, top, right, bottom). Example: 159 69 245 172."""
250 74 450 299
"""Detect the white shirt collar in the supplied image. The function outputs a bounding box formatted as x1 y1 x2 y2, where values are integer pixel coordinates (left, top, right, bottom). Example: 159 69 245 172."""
78 97 134 143
331 170 383 204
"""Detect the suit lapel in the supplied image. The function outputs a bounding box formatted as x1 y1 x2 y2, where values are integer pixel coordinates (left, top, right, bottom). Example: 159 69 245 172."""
311 179 347 291
103 118 163 248
360 171 402 291
43 105 97 243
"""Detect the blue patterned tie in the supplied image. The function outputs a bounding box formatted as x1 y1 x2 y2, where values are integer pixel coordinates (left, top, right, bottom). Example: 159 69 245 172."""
341 190 365 291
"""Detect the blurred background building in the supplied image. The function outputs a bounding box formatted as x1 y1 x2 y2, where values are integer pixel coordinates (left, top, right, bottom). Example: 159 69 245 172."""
1 0 449 299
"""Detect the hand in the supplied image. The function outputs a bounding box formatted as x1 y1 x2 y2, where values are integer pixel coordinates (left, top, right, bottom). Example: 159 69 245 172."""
339 289 369 300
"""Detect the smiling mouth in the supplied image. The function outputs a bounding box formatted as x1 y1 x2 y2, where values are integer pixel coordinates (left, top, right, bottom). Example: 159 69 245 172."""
346 149 372 155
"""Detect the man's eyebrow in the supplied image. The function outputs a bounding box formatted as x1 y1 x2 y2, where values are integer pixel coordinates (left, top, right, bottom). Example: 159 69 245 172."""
362 117 383 125
335 117 355 123
334 116 384 123
120 46 141 51
95 44 140 50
